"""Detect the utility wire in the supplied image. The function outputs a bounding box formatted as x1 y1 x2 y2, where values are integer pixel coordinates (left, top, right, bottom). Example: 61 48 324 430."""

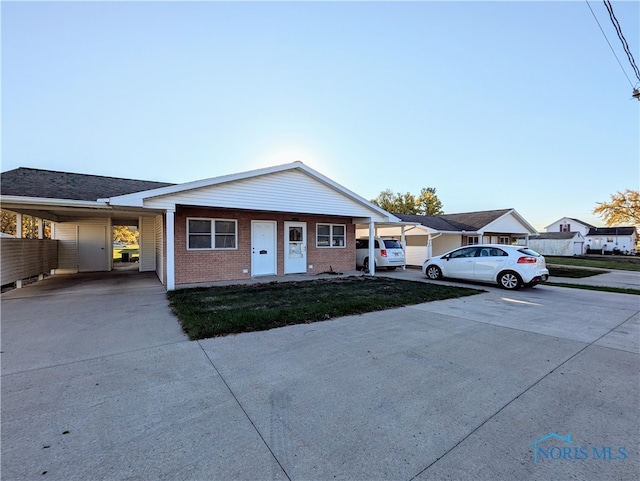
584 0 635 88
603 0 640 82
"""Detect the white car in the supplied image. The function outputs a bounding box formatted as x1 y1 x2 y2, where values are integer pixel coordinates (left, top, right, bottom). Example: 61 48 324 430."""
422 244 549 290
356 237 406 271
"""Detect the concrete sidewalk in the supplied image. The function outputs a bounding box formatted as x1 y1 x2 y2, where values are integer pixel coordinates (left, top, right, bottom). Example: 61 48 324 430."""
547 268 640 290
2 270 638 480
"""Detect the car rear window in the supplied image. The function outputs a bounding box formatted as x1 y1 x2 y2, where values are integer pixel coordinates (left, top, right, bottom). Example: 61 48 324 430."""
518 248 541 257
383 239 402 249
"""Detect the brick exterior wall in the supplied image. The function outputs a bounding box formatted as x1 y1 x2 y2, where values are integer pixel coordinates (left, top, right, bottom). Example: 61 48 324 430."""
174 206 356 285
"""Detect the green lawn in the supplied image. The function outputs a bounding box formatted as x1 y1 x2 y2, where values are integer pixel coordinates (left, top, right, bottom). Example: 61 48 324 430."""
113 244 139 261
545 255 640 272
168 276 483 340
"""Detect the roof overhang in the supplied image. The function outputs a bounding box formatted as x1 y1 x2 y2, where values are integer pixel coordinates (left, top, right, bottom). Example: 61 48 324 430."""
0 195 162 224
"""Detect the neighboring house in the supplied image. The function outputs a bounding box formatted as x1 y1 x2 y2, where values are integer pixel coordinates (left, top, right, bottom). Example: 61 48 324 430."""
546 217 637 255
357 208 538 266
545 217 595 237
0 162 401 290
528 231 585 256
585 226 637 254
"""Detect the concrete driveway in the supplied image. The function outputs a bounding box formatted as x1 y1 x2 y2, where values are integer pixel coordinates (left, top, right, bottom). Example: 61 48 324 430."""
1 269 638 480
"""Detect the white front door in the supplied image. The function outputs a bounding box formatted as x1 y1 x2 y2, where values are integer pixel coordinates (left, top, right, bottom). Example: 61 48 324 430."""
78 225 108 272
284 222 307 274
252 221 277 276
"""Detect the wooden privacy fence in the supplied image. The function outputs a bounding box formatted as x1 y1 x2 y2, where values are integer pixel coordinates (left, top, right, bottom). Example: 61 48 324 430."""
1 238 58 287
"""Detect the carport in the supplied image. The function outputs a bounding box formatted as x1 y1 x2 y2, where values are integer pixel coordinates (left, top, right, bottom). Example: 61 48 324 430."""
0 168 171 289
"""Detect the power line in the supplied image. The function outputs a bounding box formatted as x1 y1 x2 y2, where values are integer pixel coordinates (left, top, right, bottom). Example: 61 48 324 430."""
584 0 635 88
603 0 640 82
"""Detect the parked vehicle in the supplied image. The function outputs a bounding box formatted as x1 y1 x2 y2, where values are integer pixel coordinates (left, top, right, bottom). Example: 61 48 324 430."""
356 237 405 271
422 244 549 290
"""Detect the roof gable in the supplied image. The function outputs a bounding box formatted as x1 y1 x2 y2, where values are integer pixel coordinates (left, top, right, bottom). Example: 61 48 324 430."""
108 162 397 222
545 217 596 230
1 167 174 201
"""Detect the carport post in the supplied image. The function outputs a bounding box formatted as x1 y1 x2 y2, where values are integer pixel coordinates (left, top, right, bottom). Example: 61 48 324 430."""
166 209 175 291
401 226 406 270
368 220 375 276
16 213 22 238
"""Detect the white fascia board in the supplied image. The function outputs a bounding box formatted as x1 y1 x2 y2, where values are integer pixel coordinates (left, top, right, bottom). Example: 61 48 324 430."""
294 163 400 222
481 209 537 235
0 195 111 210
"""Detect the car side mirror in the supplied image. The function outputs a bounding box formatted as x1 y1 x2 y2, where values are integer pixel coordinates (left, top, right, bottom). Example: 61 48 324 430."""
444 255 450 261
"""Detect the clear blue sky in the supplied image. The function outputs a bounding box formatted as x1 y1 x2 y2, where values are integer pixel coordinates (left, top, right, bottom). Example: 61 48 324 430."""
2 0 638 230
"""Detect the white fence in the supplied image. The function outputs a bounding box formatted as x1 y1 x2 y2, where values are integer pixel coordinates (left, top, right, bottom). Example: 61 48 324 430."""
1 238 58 287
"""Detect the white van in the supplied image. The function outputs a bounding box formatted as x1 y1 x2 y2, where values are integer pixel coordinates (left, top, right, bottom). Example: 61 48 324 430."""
355 238 405 271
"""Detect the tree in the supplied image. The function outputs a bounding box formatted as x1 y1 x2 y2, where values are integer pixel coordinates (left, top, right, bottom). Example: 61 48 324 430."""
113 226 139 244
593 189 640 226
0 210 51 238
416 187 444 215
371 187 444 215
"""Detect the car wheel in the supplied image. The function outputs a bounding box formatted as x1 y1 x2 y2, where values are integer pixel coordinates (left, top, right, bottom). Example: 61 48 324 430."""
425 265 443 280
363 257 370 272
498 271 522 290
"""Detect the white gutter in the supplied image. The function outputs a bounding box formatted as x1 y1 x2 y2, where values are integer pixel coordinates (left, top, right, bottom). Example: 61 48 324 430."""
0 195 112 209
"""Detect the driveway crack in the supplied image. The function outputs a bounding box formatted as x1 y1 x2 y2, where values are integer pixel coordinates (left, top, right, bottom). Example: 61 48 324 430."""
197 341 292 481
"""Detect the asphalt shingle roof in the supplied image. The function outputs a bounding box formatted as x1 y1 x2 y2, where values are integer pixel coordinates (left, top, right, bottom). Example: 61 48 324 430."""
395 209 512 232
587 226 637 236
530 232 579 240
1 167 175 201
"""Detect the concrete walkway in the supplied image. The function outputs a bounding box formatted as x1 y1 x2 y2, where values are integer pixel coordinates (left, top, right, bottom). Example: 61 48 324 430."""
1 270 638 480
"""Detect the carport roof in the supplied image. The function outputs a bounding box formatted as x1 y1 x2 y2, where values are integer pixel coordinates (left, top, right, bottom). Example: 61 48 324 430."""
1 167 174 201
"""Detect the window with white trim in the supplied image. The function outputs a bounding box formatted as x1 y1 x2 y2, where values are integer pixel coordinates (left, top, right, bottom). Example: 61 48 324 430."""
499 236 511 244
187 218 237 250
316 223 346 248
466 236 479 245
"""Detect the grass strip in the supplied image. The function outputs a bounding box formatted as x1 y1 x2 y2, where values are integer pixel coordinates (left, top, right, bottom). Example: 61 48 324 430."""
545 282 640 296
544 256 640 272
547 266 608 278
168 276 483 340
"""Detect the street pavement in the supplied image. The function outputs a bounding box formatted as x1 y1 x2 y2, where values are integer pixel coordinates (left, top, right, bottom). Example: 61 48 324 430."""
1 268 638 480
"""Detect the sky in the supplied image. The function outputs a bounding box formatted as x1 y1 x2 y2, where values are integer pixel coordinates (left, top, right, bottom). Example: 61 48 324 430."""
2 0 639 231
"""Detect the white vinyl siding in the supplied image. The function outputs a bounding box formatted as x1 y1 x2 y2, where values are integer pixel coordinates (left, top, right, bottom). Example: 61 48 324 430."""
187 218 237 250
52 219 111 273
316 223 346 248
139 216 156 272
142 170 388 221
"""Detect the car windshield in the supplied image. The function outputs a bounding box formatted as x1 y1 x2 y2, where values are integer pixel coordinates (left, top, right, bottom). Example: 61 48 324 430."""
383 239 402 249
518 248 541 257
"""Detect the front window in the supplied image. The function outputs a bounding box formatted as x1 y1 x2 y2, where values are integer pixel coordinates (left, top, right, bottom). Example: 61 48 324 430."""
187 218 237 250
499 236 511 245
317 224 346 248
466 236 479 245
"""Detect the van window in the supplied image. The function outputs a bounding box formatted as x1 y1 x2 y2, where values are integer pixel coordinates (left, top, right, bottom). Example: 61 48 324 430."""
356 239 368 249
383 239 402 249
